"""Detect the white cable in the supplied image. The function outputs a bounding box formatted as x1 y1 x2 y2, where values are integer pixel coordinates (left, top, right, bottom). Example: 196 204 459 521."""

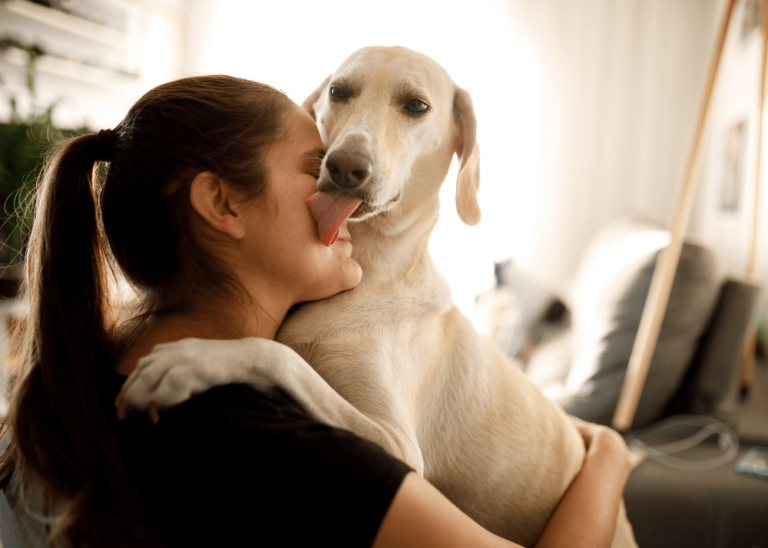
626 414 740 472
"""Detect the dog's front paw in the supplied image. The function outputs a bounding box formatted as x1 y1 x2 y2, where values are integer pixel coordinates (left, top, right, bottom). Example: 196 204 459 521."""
114 337 247 423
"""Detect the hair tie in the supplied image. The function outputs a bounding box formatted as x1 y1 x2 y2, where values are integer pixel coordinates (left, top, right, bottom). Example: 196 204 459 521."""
95 129 116 161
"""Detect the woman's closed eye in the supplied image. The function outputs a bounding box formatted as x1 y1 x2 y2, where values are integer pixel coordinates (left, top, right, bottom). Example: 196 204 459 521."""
302 147 325 179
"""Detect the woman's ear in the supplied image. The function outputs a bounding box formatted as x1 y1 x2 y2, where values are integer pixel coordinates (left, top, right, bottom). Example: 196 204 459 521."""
189 172 245 239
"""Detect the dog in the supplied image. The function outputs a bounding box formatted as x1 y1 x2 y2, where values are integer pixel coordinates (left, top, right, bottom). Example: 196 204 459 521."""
117 46 637 547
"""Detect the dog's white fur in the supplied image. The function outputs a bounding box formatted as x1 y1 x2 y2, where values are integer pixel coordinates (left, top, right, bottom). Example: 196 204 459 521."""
119 47 636 547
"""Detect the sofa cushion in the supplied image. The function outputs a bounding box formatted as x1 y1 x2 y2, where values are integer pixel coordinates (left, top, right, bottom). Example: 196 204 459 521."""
529 217 719 429
668 279 759 417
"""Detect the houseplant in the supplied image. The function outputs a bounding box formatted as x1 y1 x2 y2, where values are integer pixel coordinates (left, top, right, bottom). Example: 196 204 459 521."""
0 41 88 296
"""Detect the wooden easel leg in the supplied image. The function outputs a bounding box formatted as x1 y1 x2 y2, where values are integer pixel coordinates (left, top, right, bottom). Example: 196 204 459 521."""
611 0 738 431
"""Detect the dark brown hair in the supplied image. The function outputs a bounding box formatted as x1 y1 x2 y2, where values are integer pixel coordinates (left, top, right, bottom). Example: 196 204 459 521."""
0 75 294 546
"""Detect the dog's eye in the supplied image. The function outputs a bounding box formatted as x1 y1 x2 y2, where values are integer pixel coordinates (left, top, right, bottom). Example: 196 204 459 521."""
404 99 429 114
329 86 349 101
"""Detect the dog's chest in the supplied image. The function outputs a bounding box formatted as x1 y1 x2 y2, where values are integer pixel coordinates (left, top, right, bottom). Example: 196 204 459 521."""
281 295 440 375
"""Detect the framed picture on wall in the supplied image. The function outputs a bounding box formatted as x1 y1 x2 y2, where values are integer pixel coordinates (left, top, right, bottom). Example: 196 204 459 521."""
720 120 748 213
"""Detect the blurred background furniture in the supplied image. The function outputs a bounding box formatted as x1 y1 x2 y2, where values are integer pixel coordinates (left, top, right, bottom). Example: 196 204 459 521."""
524 217 722 430
475 227 768 547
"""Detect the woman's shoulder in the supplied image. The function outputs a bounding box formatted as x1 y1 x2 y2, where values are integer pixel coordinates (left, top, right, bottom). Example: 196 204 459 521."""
108 371 412 548
108 369 408 473
109 369 307 434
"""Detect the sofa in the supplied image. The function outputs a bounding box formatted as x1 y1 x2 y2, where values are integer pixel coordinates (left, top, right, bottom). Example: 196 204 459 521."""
477 216 768 547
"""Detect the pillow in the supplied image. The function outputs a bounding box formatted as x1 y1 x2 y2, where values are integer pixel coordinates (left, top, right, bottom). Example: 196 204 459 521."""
528 217 720 429
667 279 759 417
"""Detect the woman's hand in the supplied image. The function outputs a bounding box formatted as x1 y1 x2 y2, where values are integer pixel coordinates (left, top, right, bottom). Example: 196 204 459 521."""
530 417 633 548
371 418 635 548
571 416 632 480
570 415 599 449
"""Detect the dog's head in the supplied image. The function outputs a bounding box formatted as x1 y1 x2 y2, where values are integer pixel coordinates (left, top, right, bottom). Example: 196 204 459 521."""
303 46 481 226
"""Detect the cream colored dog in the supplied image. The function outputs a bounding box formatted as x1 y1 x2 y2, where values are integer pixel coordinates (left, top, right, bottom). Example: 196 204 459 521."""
118 46 636 547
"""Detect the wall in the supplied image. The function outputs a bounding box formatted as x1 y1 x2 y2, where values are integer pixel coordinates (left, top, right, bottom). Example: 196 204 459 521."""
184 0 737 320
0 0 188 130
518 0 724 296
2 0 753 318
689 0 768 320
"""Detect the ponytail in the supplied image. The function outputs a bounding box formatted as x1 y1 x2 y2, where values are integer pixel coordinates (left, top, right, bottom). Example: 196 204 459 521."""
0 133 166 546
0 74 292 547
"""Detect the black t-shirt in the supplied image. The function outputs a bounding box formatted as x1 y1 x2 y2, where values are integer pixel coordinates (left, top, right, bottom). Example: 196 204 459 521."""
108 371 412 547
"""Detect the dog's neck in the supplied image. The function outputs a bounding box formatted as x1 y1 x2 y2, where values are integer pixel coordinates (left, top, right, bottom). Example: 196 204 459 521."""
350 193 442 292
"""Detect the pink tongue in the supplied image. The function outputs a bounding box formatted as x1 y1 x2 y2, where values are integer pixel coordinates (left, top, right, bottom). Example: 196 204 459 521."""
306 192 363 247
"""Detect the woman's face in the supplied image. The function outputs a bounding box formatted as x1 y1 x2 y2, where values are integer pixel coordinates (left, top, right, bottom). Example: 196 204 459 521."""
239 104 363 309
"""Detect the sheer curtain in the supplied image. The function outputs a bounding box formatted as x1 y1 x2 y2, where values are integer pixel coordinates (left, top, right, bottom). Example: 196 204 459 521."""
518 0 723 295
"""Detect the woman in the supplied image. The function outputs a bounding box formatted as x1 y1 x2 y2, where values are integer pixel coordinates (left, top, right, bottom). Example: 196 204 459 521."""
0 75 631 547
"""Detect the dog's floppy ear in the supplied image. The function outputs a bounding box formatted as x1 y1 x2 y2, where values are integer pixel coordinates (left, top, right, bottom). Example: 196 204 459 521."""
453 86 481 226
302 75 332 121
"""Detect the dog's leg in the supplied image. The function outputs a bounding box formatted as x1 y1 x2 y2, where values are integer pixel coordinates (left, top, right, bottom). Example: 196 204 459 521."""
114 337 410 466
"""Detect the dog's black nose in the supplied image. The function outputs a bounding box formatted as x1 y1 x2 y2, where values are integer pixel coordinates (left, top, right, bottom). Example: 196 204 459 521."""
326 149 372 189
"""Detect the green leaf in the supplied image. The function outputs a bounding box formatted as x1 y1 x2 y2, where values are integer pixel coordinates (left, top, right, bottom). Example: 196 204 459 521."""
0 44 89 265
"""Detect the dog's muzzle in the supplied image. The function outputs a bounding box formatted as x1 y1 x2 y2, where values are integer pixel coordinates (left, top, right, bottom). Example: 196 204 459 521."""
326 148 373 190
317 139 401 220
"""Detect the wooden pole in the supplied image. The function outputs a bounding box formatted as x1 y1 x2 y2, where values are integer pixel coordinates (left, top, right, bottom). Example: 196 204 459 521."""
747 0 768 281
613 0 738 431
738 0 768 397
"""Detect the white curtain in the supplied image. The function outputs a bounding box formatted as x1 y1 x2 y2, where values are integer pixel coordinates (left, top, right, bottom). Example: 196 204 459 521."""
517 0 723 296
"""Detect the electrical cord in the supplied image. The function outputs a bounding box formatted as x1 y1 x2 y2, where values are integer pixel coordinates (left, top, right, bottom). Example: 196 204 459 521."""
626 414 739 472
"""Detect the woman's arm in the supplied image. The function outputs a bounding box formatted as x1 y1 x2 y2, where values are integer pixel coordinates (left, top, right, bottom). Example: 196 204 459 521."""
535 421 632 547
372 421 631 548
371 472 517 548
